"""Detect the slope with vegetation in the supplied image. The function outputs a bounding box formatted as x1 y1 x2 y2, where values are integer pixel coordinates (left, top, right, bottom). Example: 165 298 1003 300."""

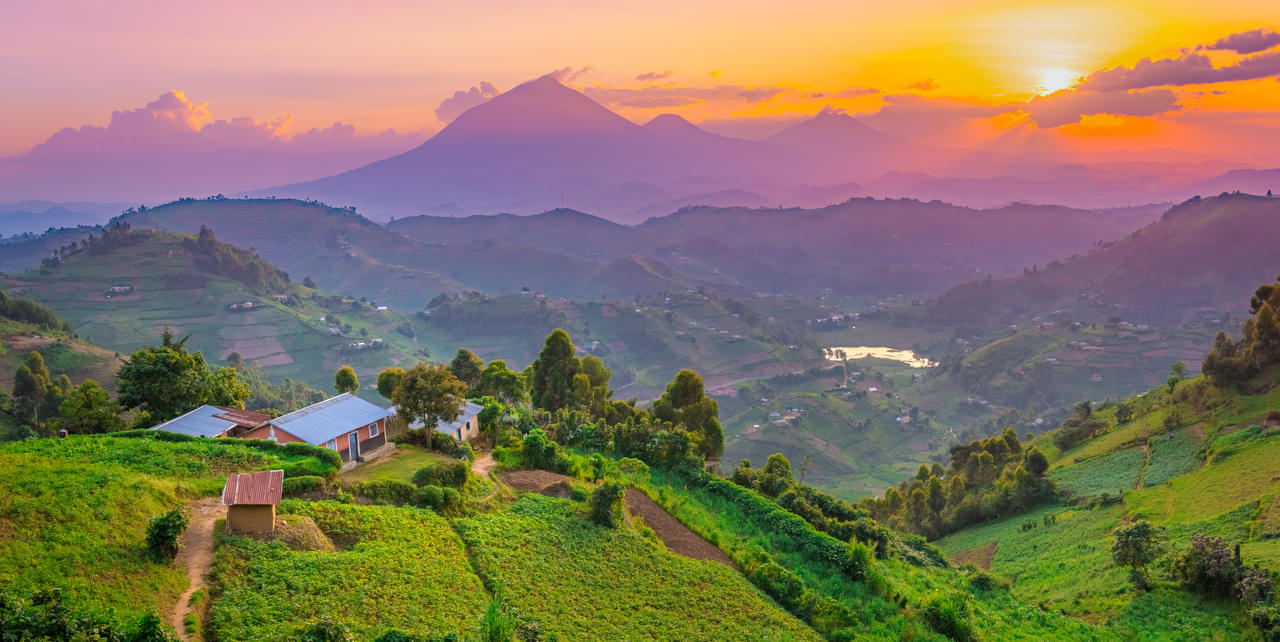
925 274 1280 640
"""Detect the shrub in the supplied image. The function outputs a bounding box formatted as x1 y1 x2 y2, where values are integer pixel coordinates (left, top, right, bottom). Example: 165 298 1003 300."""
298 616 355 641
1171 533 1242 596
589 482 626 528
0 589 177 640
283 475 329 497
416 485 444 510
412 460 470 489
921 592 976 641
352 480 418 506
146 508 187 562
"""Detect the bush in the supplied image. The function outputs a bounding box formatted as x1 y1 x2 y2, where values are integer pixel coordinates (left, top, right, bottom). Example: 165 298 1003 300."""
351 480 418 506
589 482 626 528
416 485 444 510
412 460 470 489
298 616 355 641
0 588 177 641
1171 533 1242 596
921 592 976 641
283 475 328 497
146 508 187 562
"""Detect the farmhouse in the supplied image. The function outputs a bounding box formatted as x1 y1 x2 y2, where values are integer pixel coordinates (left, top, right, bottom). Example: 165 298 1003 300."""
223 469 283 534
391 400 485 442
241 393 392 462
150 405 271 439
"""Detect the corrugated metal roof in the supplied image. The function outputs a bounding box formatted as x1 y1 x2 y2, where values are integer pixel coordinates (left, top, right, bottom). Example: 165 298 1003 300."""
222 469 283 506
150 405 239 438
211 408 271 428
268 393 391 445
390 400 483 433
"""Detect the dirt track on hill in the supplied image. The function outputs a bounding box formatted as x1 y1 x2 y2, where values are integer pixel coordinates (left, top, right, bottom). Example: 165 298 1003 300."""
624 489 735 568
169 497 224 641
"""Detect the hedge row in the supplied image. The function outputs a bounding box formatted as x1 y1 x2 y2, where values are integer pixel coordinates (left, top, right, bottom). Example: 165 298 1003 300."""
681 468 874 579
349 479 462 513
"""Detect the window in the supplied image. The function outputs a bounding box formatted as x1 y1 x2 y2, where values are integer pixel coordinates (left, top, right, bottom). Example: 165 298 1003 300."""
370 422 379 437
326 439 337 449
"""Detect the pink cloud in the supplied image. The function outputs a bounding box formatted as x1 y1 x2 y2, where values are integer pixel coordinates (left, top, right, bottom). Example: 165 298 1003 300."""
1079 50 1280 91
435 81 500 123
1021 88 1180 127
1202 28 1280 55
906 78 937 91
635 70 675 82
548 66 593 83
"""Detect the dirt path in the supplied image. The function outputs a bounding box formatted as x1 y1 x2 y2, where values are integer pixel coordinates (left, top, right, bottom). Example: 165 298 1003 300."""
169 497 224 641
471 452 498 477
624 489 735 568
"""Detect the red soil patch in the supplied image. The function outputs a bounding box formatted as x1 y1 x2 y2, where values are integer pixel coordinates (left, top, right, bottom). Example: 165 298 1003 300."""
624 489 735 568
497 470 572 492
950 540 999 571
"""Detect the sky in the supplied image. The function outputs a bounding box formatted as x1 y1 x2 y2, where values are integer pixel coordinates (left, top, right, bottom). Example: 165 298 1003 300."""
1 1 1278 172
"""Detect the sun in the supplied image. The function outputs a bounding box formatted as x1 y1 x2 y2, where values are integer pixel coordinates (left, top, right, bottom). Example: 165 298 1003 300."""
1036 68 1080 95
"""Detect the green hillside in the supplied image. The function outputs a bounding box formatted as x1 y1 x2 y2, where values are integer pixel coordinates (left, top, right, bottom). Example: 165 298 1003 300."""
0 225 441 400
923 274 1280 640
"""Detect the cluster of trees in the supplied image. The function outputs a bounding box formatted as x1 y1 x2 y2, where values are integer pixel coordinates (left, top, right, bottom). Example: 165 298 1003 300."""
229 353 324 415
0 289 74 333
116 331 249 428
1204 274 1280 390
5 350 122 438
1052 400 1107 450
186 226 290 294
1112 522 1279 639
861 428 1055 540
367 329 724 465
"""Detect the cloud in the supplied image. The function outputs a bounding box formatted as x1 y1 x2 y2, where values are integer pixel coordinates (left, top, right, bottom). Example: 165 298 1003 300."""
906 78 937 91
736 86 785 103
1202 28 1280 55
434 81 500 123
709 70 724 78
548 66 593 83
3 92 429 201
1021 88 1180 127
834 86 880 98
584 84 793 110
1079 50 1280 91
636 70 675 82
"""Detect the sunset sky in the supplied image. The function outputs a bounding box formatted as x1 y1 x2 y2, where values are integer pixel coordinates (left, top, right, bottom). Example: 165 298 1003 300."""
3 1 1279 162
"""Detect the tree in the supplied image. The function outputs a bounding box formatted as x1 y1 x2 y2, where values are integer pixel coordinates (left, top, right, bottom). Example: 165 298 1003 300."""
117 331 249 424
448 348 485 390
334 365 360 394
476 359 525 405
1024 446 1049 476
529 329 581 411
1115 402 1134 425
376 367 405 399
652 369 723 460
1171 533 1242 596
391 362 466 450
1112 520 1161 590
54 379 124 434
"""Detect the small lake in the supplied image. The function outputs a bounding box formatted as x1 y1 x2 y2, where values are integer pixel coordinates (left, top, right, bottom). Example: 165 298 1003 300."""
824 346 936 368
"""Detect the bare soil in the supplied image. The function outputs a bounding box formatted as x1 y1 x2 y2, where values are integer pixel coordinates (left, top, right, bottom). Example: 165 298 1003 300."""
950 540 999 571
471 452 498 477
497 470 572 492
169 497 224 641
624 489 735 568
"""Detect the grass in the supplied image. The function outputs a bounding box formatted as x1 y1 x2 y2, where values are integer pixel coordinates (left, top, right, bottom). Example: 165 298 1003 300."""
1140 429 1201 488
1049 448 1146 498
0 435 325 625
341 443 453 484
206 500 488 640
453 493 822 642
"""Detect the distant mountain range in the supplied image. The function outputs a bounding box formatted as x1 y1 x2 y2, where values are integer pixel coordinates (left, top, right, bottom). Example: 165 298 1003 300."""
261 76 1279 221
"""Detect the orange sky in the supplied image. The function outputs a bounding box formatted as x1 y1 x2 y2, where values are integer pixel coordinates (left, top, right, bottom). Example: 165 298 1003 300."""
2 1 1278 160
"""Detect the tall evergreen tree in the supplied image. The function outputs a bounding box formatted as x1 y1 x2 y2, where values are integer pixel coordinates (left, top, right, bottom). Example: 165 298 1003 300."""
529 329 581 411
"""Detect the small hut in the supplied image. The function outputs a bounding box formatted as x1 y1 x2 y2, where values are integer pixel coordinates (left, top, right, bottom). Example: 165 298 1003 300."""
222 469 284 534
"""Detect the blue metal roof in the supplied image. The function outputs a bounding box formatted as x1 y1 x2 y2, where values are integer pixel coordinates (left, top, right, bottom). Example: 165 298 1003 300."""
390 400 483 433
150 405 237 438
269 393 392 445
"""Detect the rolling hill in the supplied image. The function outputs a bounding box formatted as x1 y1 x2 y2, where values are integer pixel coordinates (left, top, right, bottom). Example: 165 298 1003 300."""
927 193 1280 328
